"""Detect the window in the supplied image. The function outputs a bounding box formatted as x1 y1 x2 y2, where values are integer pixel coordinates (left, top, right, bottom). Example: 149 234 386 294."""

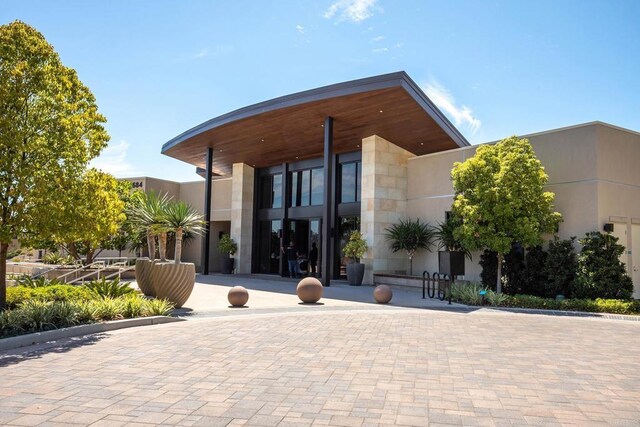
259 173 282 209
340 161 361 203
291 167 324 207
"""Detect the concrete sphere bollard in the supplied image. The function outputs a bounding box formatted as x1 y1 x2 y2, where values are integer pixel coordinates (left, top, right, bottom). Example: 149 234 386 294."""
374 285 392 304
228 286 249 307
296 277 323 303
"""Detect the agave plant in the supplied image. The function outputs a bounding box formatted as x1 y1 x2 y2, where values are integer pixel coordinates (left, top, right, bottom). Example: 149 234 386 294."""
126 191 172 261
385 218 435 276
162 201 205 263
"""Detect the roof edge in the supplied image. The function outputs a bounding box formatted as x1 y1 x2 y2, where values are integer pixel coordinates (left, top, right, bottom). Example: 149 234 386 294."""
161 71 470 154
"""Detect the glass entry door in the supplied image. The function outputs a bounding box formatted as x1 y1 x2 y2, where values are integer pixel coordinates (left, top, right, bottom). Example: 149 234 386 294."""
286 218 321 278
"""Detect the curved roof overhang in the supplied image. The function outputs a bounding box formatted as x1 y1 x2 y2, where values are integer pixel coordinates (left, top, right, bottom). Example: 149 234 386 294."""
162 71 470 176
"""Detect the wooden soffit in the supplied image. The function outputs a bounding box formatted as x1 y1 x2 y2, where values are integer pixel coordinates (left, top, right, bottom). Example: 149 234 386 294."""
162 71 470 176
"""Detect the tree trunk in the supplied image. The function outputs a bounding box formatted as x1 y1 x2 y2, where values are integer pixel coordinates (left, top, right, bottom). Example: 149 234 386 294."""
158 232 167 261
0 242 7 310
146 231 156 261
67 242 80 262
85 243 95 265
496 252 503 294
409 256 413 276
174 228 183 264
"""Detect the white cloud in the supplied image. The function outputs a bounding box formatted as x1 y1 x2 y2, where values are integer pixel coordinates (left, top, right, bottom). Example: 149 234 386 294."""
372 47 388 53
324 0 379 23
371 35 385 42
422 80 482 134
296 24 305 34
192 45 233 59
90 140 139 177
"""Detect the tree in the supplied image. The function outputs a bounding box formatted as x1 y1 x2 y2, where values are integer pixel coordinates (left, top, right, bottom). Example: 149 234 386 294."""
544 237 577 298
100 180 136 257
126 191 172 261
385 218 435 276
574 232 633 300
48 169 126 264
451 136 562 293
0 21 109 308
162 200 205 263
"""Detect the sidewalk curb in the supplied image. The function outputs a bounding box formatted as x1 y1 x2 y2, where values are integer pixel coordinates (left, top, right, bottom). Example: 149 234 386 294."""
0 316 184 352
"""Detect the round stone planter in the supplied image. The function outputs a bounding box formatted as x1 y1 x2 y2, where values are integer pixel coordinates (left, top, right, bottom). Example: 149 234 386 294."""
296 277 323 303
135 259 156 297
151 262 196 308
374 285 392 304
228 286 249 307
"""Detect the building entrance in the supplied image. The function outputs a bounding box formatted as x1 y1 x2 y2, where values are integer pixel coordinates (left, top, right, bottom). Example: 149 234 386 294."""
286 219 321 278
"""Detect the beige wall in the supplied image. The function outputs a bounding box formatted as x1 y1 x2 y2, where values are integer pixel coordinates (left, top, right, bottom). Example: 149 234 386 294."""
230 163 255 274
407 122 640 285
361 135 414 284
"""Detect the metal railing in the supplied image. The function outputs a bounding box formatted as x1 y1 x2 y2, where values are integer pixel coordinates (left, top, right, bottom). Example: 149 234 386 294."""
37 257 137 284
422 271 452 305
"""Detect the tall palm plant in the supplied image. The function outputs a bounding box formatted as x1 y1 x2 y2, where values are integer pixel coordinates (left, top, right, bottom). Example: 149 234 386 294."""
385 218 435 276
126 191 172 261
162 201 205 264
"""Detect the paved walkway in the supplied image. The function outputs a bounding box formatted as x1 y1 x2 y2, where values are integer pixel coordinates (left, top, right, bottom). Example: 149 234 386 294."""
1 276 639 426
173 274 465 318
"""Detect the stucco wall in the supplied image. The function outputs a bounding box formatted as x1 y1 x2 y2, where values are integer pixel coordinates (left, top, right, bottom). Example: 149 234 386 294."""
406 122 640 284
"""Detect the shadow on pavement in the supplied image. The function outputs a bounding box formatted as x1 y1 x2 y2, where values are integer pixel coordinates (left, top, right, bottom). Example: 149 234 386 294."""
0 333 107 367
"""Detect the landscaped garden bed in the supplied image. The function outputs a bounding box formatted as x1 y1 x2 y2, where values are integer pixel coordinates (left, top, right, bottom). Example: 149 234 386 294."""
450 283 640 315
1 277 174 339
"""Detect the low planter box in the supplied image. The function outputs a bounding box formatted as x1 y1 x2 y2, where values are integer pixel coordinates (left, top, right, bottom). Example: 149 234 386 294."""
373 273 424 289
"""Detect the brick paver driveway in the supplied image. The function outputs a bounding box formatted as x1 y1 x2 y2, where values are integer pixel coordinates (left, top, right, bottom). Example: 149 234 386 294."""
1 308 639 426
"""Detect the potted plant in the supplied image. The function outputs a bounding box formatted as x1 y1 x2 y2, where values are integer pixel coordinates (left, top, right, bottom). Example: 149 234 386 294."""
150 200 205 308
343 231 368 286
385 218 435 276
127 190 172 297
434 214 469 277
218 234 237 274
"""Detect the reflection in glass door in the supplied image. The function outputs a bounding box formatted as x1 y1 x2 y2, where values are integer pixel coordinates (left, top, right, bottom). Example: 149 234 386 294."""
257 220 281 274
337 216 361 279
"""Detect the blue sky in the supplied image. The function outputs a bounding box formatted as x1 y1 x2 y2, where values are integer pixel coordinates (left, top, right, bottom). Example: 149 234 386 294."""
2 0 639 182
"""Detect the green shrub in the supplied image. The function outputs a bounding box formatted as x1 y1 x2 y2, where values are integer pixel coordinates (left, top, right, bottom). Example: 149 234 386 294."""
42 252 75 265
6 285 91 309
544 237 577 298
451 282 485 305
7 249 21 259
15 276 63 288
16 300 57 332
83 298 125 321
142 298 174 316
485 290 509 306
574 232 633 300
83 277 136 299
121 295 143 318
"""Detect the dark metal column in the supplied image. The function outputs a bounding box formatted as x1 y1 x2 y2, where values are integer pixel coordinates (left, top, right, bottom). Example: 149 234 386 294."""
202 147 213 275
321 117 334 286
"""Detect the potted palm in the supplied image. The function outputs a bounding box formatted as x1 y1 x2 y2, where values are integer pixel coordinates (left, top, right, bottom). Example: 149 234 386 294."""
385 218 435 276
343 231 368 286
150 201 205 308
127 191 172 297
435 214 469 277
218 234 237 274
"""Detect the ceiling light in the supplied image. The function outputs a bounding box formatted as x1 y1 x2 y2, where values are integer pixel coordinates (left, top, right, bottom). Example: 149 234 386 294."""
420 142 424 146
379 110 383 113
261 138 264 142
357 145 360 148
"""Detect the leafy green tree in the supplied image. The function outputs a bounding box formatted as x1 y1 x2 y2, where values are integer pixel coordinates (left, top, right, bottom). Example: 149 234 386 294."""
385 218 435 276
451 136 562 293
49 169 126 264
100 180 136 257
0 21 109 308
574 232 633 299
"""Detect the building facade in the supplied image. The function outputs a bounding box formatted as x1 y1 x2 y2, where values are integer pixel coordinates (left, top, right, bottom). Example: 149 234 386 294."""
155 72 640 297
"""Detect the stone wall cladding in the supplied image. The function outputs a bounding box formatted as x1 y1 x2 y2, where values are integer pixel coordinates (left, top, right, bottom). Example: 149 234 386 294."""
361 135 414 284
231 163 255 274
